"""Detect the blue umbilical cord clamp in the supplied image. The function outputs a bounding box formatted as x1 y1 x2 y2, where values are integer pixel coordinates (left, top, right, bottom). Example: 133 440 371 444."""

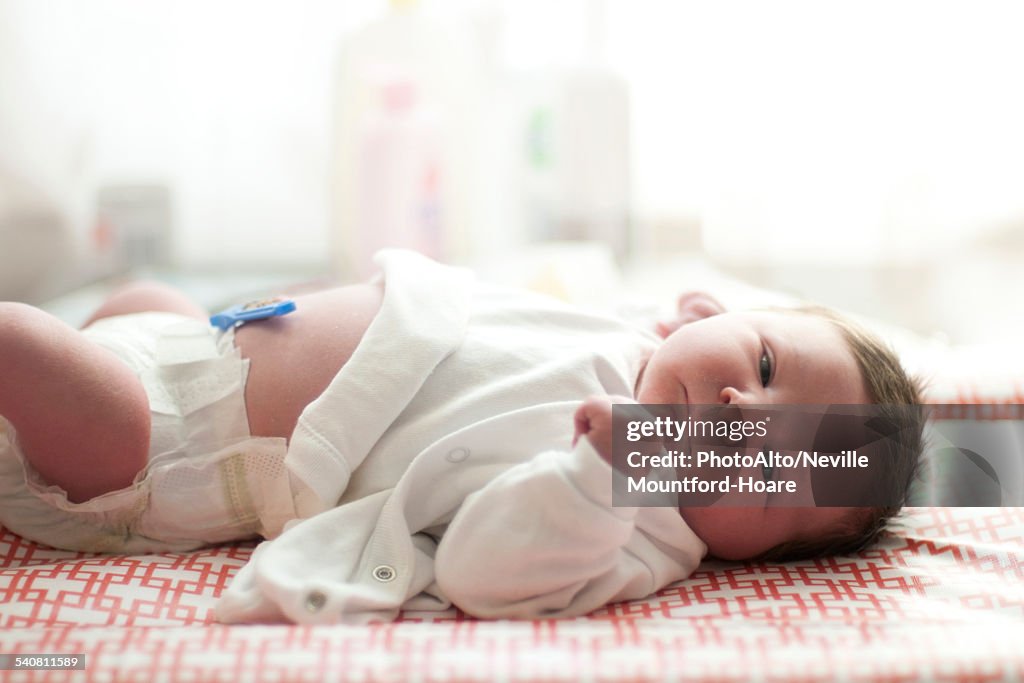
210 297 297 330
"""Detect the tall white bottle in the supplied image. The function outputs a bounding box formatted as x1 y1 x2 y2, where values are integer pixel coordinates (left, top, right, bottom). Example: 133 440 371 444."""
518 0 631 260
330 0 478 278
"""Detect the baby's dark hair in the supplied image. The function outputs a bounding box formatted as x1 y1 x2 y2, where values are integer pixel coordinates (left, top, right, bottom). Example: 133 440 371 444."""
755 305 925 562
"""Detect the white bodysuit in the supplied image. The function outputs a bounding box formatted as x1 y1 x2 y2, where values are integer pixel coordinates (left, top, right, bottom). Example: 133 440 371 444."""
216 250 707 624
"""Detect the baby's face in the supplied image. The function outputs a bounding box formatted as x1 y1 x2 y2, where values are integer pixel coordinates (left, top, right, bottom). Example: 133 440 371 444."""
634 310 870 560
635 309 867 408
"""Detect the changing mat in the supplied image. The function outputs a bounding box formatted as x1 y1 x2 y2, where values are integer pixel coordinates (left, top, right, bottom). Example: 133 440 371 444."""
2 507 1022 681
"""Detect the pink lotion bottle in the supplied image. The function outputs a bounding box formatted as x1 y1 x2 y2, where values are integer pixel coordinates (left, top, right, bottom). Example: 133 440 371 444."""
353 75 444 278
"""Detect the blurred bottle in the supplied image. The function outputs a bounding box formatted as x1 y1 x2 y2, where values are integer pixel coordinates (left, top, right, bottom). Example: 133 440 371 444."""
330 0 480 278
353 74 444 276
95 183 173 270
0 168 72 302
517 0 631 261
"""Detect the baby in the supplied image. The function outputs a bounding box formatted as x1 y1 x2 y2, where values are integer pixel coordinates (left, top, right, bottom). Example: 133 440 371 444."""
0 249 923 623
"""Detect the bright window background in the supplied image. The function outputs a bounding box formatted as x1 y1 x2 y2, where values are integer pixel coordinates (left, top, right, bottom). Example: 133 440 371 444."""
610 1 1024 265
2 0 1023 341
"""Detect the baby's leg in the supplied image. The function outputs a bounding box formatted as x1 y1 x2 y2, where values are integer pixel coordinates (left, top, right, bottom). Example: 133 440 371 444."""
82 280 207 328
0 302 151 503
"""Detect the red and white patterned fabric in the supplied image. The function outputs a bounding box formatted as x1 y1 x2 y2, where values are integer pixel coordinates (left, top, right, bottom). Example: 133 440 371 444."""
2 507 1023 682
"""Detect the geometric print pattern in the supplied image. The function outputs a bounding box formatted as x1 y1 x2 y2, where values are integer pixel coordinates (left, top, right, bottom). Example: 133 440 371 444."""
2 507 1023 682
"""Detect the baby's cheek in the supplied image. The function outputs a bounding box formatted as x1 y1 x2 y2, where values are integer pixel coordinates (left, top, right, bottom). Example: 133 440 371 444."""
680 507 775 561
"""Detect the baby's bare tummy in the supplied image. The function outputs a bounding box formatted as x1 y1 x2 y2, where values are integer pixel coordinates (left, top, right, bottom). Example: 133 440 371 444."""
232 282 384 440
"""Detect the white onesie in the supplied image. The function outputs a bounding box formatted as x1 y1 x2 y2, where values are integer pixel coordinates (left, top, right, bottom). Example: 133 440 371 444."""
216 249 707 624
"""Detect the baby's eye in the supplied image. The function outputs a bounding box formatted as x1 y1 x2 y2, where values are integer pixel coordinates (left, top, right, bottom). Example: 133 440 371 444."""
761 448 774 480
759 351 772 387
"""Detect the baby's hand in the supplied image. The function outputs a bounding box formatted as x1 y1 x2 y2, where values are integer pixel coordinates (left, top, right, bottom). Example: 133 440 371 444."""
572 395 639 464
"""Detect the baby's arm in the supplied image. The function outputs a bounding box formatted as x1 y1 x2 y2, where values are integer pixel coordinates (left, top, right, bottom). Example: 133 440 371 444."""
434 399 696 619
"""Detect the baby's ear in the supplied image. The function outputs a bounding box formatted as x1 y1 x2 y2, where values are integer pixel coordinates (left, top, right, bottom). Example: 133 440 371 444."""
676 291 726 319
655 291 727 338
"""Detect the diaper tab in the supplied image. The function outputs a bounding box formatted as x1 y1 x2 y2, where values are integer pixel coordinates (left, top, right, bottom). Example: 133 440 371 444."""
145 320 245 417
156 320 221 365
140 437 294 545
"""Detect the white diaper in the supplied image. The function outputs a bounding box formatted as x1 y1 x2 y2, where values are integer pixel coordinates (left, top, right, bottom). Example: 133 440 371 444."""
0 312 296 553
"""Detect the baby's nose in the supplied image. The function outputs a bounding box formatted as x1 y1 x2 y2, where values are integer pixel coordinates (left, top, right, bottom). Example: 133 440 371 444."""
720 386 745 405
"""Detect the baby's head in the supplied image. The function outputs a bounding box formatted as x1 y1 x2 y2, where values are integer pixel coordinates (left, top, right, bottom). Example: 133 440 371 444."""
635 293 924 561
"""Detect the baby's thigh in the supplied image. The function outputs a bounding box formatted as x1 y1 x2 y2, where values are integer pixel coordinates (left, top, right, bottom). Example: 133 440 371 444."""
234 283 384 439
82 280 207 328
0 302 150 503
